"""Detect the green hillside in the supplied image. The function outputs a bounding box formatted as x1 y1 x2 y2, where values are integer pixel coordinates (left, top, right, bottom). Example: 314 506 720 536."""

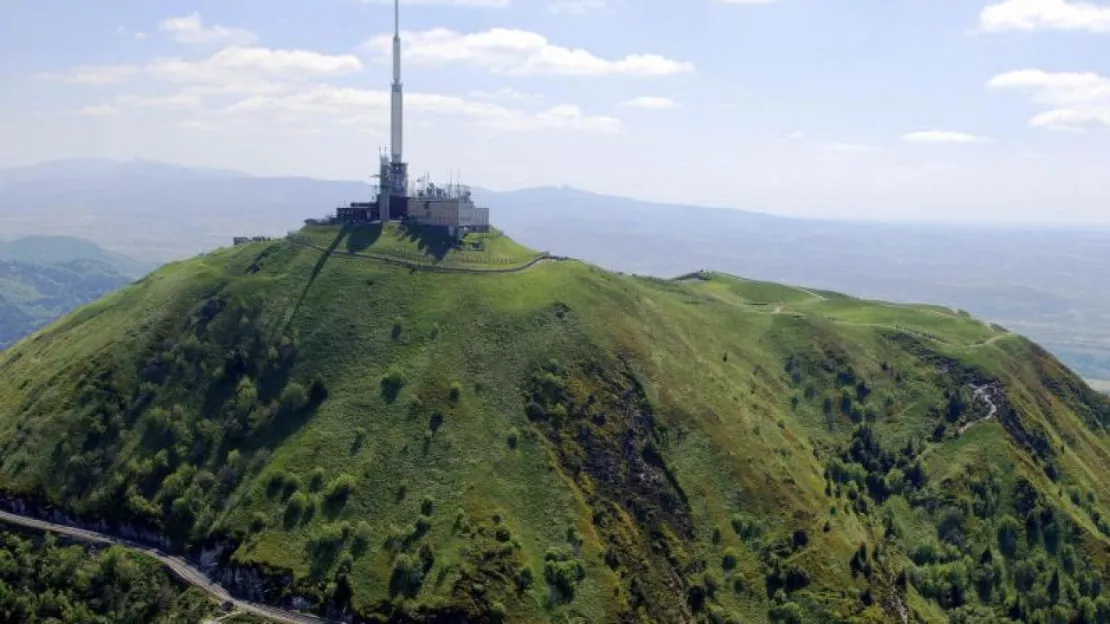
1 225 1109 623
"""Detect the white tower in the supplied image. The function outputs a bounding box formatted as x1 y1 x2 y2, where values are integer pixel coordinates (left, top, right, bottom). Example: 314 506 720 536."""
390 0 403 165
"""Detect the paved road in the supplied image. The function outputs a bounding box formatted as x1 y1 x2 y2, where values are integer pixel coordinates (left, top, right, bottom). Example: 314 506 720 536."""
0 510 333 624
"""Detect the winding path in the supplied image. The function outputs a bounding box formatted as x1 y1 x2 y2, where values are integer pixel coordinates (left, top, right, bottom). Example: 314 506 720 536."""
0 510 333 624
286 236 560 274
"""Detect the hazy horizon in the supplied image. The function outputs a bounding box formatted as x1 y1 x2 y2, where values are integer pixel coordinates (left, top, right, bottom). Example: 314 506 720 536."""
7 156 1110 232
3 0 1110 225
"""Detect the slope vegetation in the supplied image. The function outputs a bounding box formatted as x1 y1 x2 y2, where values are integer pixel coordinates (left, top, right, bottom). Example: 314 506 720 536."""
1 226 1109 623
0 528 216 623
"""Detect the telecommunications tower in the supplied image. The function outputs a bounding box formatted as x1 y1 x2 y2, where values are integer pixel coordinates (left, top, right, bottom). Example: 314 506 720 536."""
380 0 408 220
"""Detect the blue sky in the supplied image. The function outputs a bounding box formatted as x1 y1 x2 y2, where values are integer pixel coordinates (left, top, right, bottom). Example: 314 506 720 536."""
2 0 1109 224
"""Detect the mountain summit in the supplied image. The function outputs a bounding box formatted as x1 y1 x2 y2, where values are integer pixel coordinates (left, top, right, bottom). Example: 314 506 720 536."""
0 224 1108 622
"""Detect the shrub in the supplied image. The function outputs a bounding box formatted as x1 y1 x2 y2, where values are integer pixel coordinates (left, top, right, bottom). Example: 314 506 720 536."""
235 378 258 413
381 366 406 401
308 524 347 566
421 496 435 516
352 521 372 557
448 382 462 403
391 553 424 597
414 515 432 537
507 427 520 449
250 512 268 532
544 548 585 599
722 548 738 571
285 492 309 525
997 515 1021 558
391 317 404 341
516 566 535 590
283 474 302 498
325 474 357 503
309 467 326 492
280 382 309 413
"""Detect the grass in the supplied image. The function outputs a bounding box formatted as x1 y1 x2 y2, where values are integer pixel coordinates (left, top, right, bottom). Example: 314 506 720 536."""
292 223 545 270
0 231 1108 622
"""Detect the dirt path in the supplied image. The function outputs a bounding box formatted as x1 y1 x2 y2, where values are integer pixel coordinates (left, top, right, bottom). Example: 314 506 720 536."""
793 287 828 302
0 510 333 624
959 385 1000 435
972 333 1010 348
287 237 559 274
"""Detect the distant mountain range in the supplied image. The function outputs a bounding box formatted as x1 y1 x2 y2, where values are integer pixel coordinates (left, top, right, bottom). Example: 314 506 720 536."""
1 159 1107 387
0 235 151 278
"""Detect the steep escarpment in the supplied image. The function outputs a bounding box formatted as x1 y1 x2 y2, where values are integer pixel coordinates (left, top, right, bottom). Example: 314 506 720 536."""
1 224 1109 623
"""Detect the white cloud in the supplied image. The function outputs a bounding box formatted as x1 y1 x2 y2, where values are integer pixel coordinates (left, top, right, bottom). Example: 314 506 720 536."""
118 93 204 110
158 13 258 45
41 65 140 85
717 0 782 4
75 105 122 117
988 69 1110 130
365 28 693 76
979 0 1110 33
468 87 532 101
548 0 608 15
620 96 678 109
220 85 619 133
135 32 149 40
149 47 362 83
900 130 994 143
49 47 362 92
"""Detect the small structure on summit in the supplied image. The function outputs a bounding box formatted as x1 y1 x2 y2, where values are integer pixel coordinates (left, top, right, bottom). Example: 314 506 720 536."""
320 0 490 238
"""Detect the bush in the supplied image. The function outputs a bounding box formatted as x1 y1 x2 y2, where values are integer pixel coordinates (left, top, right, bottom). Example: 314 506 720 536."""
391 553 424 597
448 382 462 403
381 366 406 401
544 548 585 599
507 427 520 449
280 382 309 413
997 515 1021 558
769 601 805 624
352 521 372 557
722 548 738 571
421 496 435 516
285 492 309 525
309 467 326 492
325 474 357 503
283 473 302 498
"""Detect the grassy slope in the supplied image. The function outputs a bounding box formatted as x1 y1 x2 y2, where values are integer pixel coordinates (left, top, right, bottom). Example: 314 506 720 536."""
292 223 545 269
0 227 1109 622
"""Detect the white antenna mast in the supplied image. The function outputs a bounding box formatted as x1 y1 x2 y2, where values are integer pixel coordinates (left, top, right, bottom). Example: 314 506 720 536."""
390 0 403 166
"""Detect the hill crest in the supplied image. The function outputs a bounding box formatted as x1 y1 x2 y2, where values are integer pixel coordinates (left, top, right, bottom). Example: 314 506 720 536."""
0 232 1109 622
